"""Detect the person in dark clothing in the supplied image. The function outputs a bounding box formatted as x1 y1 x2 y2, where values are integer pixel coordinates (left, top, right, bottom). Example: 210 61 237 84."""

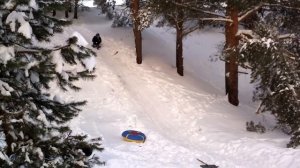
92 33 102 49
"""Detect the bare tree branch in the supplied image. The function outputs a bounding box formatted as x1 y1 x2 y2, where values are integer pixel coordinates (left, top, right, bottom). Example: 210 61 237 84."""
238 3 263 22
183 25 199 37
172 2 227 18
200 18 232 22
278 34 296 39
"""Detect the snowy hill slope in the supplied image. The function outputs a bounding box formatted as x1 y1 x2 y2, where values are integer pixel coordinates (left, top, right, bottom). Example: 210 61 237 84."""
51 8 300 168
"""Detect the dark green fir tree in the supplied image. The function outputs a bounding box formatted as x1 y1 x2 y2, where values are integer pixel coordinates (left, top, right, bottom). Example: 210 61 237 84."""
0 0 103 167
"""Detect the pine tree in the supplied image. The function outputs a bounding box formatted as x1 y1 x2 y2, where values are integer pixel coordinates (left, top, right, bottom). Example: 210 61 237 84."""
74 0 79 19
111 7 132 27
180 0 268 105
131 0 142 64
94 0 115 20
238 2 300 147
0 0 103 166
147 0 202 76
217 0 265 106
112 0 151 64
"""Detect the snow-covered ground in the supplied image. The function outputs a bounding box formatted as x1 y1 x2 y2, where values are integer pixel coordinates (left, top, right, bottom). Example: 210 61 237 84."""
52 7 300 168
83 0 125 7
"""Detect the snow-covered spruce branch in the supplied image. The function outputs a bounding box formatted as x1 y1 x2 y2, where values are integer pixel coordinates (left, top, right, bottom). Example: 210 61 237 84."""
15 44 72 53
0 108 24 119
12 40 76 54
280 53 299 99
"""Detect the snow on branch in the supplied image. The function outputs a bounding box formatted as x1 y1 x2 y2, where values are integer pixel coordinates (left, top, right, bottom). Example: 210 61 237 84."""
200 18 233 23
0 45 15 65
0 80 14 96
278 34 296 39
5 11 32 39
236 30 256 39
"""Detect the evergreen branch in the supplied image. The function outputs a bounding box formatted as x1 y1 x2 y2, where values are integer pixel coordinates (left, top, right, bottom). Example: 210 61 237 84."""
14 43 71 54
199 18 233 23
264 3 300 11
283 49 297 58
236 30 256 39
172 2 228 19
239 3 300 22
0 108 25 119
278 34 296 39
219 57 253 69
182 25 199 37
238 3 264 22
238 71 248 74
6 40 47 51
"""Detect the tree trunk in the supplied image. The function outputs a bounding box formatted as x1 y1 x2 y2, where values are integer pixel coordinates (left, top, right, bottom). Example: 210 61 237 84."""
65 10 69 18
65 0 71 18
74 0 78 19
176 23 184 76
131 0 142 64
52 10 56 16
175 0 184 76
225 22 230 95
225 6 239 106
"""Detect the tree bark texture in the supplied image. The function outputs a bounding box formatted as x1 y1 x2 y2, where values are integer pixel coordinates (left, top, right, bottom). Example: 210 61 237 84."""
52 10 56 16
131 0 142 64
175 0 184 76
65 10 69 18
176 22 184 76
65 0 71 18
225 6 239 106
74 0 79 19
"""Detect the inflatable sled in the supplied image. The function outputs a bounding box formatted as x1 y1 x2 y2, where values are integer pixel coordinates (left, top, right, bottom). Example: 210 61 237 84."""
122 130 146 143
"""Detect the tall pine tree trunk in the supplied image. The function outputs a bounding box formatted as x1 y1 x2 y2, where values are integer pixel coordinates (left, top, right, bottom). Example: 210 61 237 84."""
176 22 184 76
175 0 184 76
74 0 78 19
131 0 142 64
225 6 239 106
65 10 69 18
52 10 56 16
65 0 71 18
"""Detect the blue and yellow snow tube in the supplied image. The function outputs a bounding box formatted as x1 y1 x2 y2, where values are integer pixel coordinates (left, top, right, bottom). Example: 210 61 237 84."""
122 130 146 143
